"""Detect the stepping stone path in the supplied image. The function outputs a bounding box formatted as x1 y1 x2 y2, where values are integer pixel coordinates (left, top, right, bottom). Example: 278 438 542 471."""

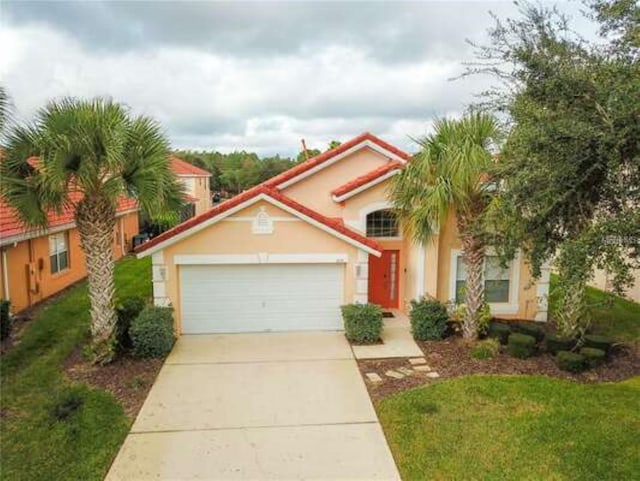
365 372 383 383
414 365 433 372
409 357 428 366
397 367 414 376
385 370 405 379
426 372 440 378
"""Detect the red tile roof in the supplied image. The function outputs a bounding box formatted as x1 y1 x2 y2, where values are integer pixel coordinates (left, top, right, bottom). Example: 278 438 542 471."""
331 161 403 199
170 156 211 177
135 185 382 255
264 132 410 189
0 195 138 242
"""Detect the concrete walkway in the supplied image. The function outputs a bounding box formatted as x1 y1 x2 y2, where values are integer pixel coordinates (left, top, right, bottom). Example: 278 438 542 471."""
352 310 423 359
106 331 400 480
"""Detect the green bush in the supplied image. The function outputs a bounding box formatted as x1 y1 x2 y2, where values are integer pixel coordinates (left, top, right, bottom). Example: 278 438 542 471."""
580 347 606 368
583 335 615 354
487 322 511 345
471 338 501 360
341 303 383 344
0 300 11 341
409 296 449 341
115 296 147 352
512 321 545 342
544 333 576 354
507 333 536 359
130 306 176 358
556 350 587 373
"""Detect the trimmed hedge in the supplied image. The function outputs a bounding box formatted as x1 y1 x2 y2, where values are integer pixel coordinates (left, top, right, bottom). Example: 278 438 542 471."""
556 350 587 373
507 333 536 359
583 335 615 354
130 306 176 358
409 297 449 341
544 333 576 354
341 303 383 344
115 296 147 352
487 322 511 345
0 300 11 341
511 321 545 343
471 338 501 360
580 347 606 368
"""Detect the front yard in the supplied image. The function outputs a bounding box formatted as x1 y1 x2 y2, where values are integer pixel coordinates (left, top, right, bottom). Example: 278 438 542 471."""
0 256 155 481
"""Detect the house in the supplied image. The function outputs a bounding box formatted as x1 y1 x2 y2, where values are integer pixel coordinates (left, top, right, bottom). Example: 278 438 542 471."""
135 133 550 334
0 196 139 313
590 267 640 303
170 156 211 216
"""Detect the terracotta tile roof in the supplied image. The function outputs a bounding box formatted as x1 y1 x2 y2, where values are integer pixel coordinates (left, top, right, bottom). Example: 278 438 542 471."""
135 185 382 255
170 156 211 177
0 195 138 242
331 161 403 199
264 132 410 189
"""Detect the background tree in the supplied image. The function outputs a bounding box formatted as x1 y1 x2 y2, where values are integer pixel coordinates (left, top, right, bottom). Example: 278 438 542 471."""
467 0 640 337
391 113 502 341
0 98 183 361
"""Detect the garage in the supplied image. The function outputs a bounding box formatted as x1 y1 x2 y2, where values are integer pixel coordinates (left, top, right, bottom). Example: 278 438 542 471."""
180 263 345 333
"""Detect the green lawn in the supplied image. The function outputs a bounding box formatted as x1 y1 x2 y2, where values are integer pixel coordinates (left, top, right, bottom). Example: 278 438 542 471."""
550 274 640 342
0 256 152 481
378 375 640 481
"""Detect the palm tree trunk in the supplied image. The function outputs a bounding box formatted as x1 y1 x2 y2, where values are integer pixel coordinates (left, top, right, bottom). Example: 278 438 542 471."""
76 196 117 359
461 234 485 342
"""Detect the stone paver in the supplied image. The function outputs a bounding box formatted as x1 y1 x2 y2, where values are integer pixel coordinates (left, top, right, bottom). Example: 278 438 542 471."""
385 370 405 379
397 366 414 376
426 371 441 378
409 357 427 365
414 364 433 372
366 372 383 383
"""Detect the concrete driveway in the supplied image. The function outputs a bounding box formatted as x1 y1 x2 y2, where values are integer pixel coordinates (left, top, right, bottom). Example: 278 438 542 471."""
106 331 400 480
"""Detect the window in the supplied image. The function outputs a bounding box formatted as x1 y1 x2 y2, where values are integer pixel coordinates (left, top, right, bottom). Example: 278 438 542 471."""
49 232 69 274
366 210 398 237
455 255 510 303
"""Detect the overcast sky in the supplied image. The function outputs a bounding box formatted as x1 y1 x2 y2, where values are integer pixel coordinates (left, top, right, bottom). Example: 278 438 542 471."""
1 1 590 156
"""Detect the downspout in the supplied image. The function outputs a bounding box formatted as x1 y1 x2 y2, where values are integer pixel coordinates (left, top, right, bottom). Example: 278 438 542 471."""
1 248 10 301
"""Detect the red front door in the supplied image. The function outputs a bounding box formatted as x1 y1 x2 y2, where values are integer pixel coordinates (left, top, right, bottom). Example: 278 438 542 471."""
368 250 400 308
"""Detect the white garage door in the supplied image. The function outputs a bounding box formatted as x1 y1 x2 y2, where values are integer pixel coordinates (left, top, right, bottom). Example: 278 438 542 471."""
180 263 345 333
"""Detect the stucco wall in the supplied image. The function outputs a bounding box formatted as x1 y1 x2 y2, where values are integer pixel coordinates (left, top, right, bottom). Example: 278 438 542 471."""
591 267 640 303
157 200 362 333
1 210 139 313
193 176 211 215
284 148 393 217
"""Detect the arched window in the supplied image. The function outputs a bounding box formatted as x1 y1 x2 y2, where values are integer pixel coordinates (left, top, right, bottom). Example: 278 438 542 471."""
366 209 398 237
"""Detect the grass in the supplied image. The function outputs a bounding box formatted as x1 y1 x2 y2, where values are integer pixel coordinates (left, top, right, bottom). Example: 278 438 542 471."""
0 256 151 481
378 375 640 481
550 274 640 342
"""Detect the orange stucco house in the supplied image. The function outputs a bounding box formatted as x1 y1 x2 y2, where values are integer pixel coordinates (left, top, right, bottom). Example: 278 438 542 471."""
170 156 211 216
136 133 551 335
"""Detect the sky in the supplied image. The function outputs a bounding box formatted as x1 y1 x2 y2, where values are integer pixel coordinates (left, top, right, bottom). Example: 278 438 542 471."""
1 1 591 157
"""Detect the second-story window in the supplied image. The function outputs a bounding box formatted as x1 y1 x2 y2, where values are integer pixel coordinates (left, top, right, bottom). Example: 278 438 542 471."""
366 209 399 237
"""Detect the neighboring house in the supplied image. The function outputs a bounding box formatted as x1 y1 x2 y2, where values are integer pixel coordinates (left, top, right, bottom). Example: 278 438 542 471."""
0 195 139 313
170 156 211 217
590 267 640 303
136 133 549 335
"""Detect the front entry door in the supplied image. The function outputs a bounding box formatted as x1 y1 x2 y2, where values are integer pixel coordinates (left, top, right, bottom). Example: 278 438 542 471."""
368 250 399 308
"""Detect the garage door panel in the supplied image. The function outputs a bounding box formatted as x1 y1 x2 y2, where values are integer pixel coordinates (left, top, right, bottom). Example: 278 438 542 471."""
180 264 344 333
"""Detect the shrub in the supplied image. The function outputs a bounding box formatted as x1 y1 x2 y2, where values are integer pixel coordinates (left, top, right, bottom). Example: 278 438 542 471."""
580 347 606 368
130 306 176 358
582 335 615 354
0 300 11 341
512 321 545 343
115 296 147 352
487 322 511 345
341 303 383 344
544 333 576 354
556 350 587 373
507 333 536 359
471 338 501 360
409 297 449 341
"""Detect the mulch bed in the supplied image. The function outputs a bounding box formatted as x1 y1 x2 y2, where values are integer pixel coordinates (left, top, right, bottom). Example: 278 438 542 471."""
359 336 640 402
64 347 163 419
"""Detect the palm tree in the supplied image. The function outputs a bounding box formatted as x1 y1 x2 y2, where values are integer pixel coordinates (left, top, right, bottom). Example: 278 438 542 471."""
0 85 11 134
391 113 502 341
0 98 183 360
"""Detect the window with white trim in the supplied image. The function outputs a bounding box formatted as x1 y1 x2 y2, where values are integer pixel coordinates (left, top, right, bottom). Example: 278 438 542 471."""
49 232 69 274
366 209 398 237
455 255 510 303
